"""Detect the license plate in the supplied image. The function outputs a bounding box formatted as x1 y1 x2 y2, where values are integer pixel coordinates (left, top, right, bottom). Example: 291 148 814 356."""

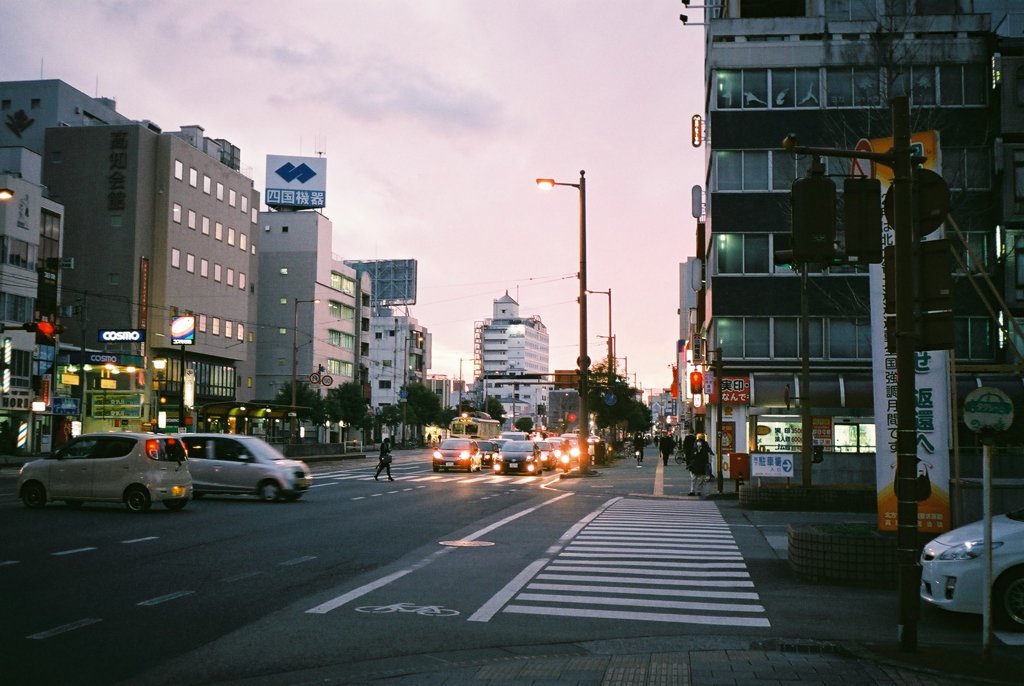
509 462 518 468
445 461 454 466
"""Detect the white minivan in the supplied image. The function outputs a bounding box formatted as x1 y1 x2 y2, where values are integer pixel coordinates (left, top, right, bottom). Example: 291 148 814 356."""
18 432 192 512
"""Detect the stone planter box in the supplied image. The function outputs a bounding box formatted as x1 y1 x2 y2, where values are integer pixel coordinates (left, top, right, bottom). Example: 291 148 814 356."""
787 523 898 588
739 483 876 512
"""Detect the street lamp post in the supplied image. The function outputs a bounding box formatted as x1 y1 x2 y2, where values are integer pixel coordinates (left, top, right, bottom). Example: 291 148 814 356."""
291 297 320 443
537 170 591 474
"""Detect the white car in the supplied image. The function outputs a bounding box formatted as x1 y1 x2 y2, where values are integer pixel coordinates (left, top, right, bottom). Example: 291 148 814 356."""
179 434 312 501
920 508 1024 630
18 432 191 512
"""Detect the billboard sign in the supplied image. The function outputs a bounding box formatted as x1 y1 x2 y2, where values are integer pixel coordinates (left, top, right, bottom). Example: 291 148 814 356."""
171 316 195 345
265 155 327 209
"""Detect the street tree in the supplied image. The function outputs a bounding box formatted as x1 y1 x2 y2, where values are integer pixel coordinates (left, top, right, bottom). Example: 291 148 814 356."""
484 396 505 426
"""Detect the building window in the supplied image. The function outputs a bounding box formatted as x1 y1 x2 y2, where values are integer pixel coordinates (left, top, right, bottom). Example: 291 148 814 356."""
379 380 392 389
279 267 288 275
186 253 195 273
225 321 233 339
944 147 991 190
171 248 181 268
238 272 246 289
828 319 871 359
215 222 223 241
824 0 876 20
201 216 209 235
203 175 211 194
715 69 769 109
212 317 220 336
939 63 987 106
241 195 248 213
172 203 182 223
189 168 198 188
229 189 236 207
771 68 820 108
342 275 356 296
200 258 209 277
216 182 224 201
198 314 207 332
825 67 883 108
714 150 769 191
958 231 991 273
279 327 288 335
715 233 769 274
187 209 196 230
174 160 183 180
237 323 245 341
955 316 994 359
214 264 222 282
227 227 235 246
328 300 355 320
239 233 247 250
227 268 234 286
773 317 825 359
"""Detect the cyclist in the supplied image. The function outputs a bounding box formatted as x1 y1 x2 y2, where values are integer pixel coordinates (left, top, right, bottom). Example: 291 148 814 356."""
633 432 647 468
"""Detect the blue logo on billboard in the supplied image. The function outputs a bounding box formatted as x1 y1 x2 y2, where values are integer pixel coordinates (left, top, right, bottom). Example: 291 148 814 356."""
275 162 317 184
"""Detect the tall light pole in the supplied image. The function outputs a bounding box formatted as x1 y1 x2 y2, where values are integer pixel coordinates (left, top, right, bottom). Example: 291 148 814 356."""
537 170 591 474
291 297 319 443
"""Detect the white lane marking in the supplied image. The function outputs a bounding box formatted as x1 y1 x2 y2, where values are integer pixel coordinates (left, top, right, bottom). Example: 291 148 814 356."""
306 491 574 615
1 560 20 567
280 555 317 566
351 496 367 501
503 604 771 627
137 590 195 606
122 536 159 544
527 582 760 601
51 547 97 556
545 564 749 579
27 618 103 640
516 592 764 614
222 571 262 583
536 572 754 588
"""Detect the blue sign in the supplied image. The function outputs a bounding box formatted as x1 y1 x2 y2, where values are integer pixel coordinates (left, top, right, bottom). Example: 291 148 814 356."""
52 396 81 416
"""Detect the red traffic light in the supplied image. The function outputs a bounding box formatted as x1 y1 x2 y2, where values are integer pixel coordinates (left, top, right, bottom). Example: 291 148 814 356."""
689 371 704 395
567 412 577 423
22 320 63 344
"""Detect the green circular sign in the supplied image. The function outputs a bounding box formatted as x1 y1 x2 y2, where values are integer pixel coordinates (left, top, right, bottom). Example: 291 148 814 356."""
963 386 1014 433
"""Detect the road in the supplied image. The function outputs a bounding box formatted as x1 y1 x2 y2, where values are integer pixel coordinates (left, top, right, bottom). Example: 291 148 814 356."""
0 449 989 684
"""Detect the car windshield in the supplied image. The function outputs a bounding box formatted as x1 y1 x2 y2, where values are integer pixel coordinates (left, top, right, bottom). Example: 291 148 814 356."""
440 439 472 450
503 441 535 452
536 441 552 449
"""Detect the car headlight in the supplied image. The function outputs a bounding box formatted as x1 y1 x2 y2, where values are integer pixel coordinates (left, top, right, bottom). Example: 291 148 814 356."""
433 451 442 459
459 451 470 459
937 540 1003 560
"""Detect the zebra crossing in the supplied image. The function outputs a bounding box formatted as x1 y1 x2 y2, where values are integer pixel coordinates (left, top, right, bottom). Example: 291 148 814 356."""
311 465 544 487
474 497 770 627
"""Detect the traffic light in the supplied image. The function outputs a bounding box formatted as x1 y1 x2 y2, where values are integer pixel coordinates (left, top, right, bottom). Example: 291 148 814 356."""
689 370 703 395
23 320 63 345
791 168 836 263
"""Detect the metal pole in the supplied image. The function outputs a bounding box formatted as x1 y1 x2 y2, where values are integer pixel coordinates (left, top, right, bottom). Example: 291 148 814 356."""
800 259 813 487
577 170 590 474
982 435 993 660
892 95 921 652
290 299 299 443
714 347 723 493
178 343 185 433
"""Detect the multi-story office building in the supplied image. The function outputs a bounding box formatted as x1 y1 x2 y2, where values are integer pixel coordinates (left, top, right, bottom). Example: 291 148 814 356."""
475 292 550 428
2 78 261 437
693 2 1023 478
0 147 65 452
255 210 372 430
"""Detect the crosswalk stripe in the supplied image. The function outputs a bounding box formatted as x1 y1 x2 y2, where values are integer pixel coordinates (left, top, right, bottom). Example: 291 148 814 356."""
487 497 769 628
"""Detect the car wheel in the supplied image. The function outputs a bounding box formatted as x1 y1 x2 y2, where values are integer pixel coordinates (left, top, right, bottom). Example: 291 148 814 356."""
21 481 46 509
163 499 188 511
994 568 1024 631
124 485 152 512
258 480 281 501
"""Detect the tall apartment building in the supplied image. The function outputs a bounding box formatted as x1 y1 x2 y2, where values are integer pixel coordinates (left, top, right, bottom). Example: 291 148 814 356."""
255 210 372 426
475 292 550 428
693 2 1023 477
366 310 429 413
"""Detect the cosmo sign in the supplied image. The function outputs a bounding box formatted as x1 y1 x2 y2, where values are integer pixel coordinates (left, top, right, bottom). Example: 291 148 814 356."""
265 155 326 209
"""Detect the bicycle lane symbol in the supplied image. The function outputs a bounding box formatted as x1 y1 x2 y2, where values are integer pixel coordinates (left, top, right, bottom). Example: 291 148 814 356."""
355 602 459 617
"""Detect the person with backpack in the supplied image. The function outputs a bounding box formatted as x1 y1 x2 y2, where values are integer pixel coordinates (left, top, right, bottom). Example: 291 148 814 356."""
688 433 713 496
374 437 394 481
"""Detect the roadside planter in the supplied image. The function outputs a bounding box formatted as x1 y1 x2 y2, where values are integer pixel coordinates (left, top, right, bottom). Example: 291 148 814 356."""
787 522 898 588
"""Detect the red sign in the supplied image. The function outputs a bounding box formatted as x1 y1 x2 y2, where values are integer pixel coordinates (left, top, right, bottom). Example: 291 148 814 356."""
711 376 751 405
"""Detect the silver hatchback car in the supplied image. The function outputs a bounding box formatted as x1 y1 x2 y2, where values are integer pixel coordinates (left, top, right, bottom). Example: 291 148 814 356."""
18 432 192 512
179 434 312 501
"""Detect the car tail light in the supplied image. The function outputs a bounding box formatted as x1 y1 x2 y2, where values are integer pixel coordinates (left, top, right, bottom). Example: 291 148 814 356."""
145 439 160 460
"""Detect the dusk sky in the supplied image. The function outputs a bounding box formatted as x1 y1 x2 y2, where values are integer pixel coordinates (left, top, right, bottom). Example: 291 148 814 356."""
2 1 706 394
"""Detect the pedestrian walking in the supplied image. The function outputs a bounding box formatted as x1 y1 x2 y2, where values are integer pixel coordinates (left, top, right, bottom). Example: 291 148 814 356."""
658 433 675 466
374 438 394 481
687 434 713 496
633 432 647 468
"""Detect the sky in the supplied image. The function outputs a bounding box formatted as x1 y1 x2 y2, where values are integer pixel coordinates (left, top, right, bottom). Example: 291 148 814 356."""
1 0 707 394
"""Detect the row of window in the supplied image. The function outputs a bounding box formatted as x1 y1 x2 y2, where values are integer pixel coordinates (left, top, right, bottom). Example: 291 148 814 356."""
715 64 986 111
329 270 358 296
168 310 247 344
714 147 990 192
172 159 255 222
715 231 993 275
170 248 247 290
713 315 995 361
170 203 252 252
